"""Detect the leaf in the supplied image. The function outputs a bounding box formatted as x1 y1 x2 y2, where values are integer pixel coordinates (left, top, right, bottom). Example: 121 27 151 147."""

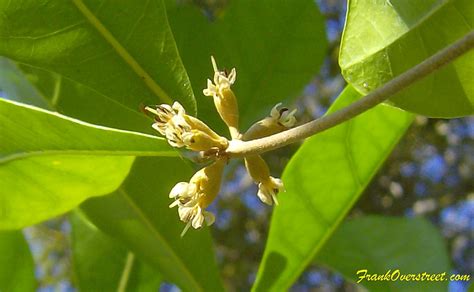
81 157 223 291
166 0 327 132
0 0 196 122
70 212 161 291
253 86 414 290
340 0 474 117
17 64 156 133
0 4 223 287
0 98 176 160
316 216 451 292
0 98 177 229
0 230 36 291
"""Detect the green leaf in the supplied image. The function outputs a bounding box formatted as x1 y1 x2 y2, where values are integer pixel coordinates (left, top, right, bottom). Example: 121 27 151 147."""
166 0 327 131
0 0 196 120
0 98 176 160
317 216 451 292
0 98 177 229
253 86 414 290
0 231 36 291
17 64 155 133
340 0 474 117
71 212 161 291
81 157 223 291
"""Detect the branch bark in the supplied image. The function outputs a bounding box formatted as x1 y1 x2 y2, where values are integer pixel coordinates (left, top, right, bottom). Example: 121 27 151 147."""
226 30 474 158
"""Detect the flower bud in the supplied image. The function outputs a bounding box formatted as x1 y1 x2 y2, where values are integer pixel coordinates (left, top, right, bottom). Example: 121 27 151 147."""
203 56 240 139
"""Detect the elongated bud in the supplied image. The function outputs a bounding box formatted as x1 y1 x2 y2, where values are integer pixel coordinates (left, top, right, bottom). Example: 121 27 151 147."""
203 56 240 139
243 103 297 141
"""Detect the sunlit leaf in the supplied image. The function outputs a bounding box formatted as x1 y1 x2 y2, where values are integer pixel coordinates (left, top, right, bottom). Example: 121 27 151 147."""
340 0 474 117
0 98 177 229
253 86 414 290
317 215 450 291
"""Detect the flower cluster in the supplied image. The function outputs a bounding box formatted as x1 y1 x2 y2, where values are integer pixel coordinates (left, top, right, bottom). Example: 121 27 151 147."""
145 102 228 151
146 57 297 236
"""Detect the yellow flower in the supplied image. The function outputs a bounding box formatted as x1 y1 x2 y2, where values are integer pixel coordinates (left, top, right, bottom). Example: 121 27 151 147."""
146 101 228 151
244 154 284 205
203 56 240 139
169 159 226 236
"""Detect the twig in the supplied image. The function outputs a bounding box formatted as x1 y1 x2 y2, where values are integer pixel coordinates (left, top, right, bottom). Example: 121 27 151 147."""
226 31 474 157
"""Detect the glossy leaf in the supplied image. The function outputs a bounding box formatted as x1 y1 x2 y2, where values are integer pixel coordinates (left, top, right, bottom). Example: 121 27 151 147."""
0 98 176 160
317 216 450 292
0 98 177 229
166 0 327 132
0 0 196 122
0 3 223 288
253 86 414 290
17 64 155 133
81 157 223 291
340 0 474 117
71 212 161 291
0 231 36 291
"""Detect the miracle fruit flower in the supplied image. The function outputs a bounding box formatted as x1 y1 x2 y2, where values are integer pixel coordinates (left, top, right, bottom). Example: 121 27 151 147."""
243 103 297 141
244 154 284 205
203 56 240 139
145 101 228 151
169 159 226 236
271 103 297 128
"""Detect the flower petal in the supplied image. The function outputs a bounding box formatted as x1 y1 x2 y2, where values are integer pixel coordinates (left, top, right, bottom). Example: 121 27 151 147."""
169 182 189 198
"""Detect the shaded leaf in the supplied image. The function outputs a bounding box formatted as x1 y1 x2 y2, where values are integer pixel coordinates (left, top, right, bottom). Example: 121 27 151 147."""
0 230 36 291
81 157 223 291
253 86 414 290
340 0 474 117
166 0 327 132
71 212 161 291
0 0 196 121
317 216 450 291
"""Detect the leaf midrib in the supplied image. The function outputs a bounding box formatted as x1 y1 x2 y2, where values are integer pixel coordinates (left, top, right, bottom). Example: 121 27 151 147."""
71 0 172 104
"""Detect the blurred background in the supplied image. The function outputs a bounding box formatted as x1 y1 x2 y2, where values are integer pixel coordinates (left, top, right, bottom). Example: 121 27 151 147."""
4 0 472 291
